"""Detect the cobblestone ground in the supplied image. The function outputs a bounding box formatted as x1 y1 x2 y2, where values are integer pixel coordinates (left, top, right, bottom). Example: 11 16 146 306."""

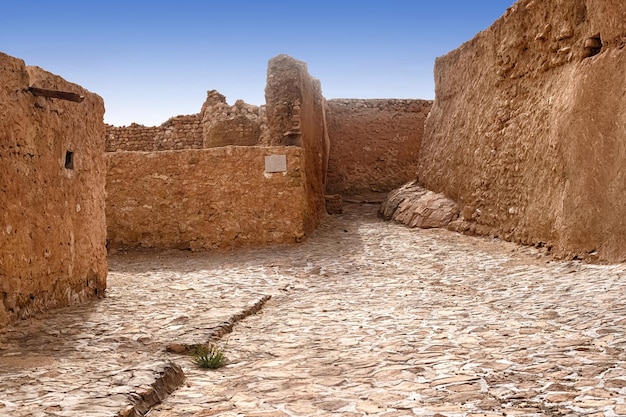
2 204 626 417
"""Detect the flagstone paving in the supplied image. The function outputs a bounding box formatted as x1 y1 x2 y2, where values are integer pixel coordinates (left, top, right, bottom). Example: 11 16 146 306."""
1 203 626 416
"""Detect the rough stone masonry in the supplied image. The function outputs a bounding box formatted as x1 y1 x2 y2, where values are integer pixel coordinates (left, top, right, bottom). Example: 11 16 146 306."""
0 52 107 325
105 55 331 252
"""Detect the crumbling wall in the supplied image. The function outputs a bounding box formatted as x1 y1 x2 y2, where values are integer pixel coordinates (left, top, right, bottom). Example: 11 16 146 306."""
0 53 107 325
265 55 329 232
201 90 268 148
417 0 626 262
105 55 327 251
105 115 203 152
326 99 432 197
106 147 310 250
105 91 268 152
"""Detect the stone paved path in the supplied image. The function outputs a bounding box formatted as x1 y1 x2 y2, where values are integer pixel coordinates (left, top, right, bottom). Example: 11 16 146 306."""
2 204 626 416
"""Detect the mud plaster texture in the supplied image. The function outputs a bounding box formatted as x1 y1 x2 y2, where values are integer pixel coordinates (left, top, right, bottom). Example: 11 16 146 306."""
265 54 330 234
326 99 432 198
417 0 626 262
0 52 107 326
106 146 313 251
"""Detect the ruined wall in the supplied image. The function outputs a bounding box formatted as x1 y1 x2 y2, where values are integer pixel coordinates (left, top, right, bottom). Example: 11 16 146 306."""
105 115 203 152
265 55 329 232
417 0 626 261
0 53 106 325
105 91 268 152
201 90 269 148
106 147 311 250
326 99 432 197
105 55 327 251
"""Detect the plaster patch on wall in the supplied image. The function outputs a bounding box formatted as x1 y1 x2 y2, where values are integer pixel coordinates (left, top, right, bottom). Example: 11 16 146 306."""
265 155 287 173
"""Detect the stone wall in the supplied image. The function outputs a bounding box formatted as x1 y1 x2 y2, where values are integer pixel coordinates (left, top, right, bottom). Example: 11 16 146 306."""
326 99 432 197
265 55 329 232
106 147 312 250
201 90 269 148
105 91 268 152
0 53 107 325
105 115 203 152
417 0 626 262
105 55 329 251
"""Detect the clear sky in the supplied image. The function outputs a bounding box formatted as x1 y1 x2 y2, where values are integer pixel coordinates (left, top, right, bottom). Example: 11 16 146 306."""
1 1 513 126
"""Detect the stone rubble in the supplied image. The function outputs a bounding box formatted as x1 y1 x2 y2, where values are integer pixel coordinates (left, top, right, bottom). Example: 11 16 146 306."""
1 204 626 416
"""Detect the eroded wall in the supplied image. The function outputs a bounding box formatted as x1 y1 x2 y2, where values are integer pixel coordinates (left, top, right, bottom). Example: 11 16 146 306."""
265 55 329 232
105 115 203 152
201 90 269 148
417 0 626 261
0 53 106 325
326 99 432 197
105 91 267 152
105 55 329 251
106 147 310 250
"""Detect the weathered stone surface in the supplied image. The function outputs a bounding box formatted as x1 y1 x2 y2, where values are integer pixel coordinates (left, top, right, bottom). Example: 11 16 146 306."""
326 99 432 197
105 115 203 152
106 146 312 250
205 114 260 147
265 54 329 234
0 52 107 326
2 205 626 416
417 0 626 262
380 181 459 229
119 363 186 417
200 90 266 148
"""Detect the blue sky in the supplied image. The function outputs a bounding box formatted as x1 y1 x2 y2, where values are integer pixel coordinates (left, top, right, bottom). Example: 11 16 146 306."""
1 1 513 126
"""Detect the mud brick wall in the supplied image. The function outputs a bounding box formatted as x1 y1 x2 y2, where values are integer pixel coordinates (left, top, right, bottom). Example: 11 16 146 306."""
105 114 203 152
326 99 432 197
417 0 626 262
106 146 312 250
0 53 107 325
265 55 329 233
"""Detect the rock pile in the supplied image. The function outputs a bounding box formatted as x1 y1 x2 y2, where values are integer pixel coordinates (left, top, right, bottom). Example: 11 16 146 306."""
380 181 459 229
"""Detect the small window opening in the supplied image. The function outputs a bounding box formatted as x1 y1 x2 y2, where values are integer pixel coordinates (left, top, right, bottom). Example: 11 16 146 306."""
65 151 74 170
583 34 602 59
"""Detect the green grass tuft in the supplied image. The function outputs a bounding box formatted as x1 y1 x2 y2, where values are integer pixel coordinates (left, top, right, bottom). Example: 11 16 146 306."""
192 343 226 369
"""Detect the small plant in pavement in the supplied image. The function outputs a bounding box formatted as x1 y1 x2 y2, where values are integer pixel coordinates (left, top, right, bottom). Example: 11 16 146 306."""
192 343 226 369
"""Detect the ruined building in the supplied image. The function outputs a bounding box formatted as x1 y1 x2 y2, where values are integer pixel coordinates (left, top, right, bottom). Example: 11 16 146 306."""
1 52 430 326
105 55 431 252
5 0 624 327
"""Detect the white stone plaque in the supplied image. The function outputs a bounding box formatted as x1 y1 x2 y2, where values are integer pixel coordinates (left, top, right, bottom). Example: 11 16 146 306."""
265 155 287 173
